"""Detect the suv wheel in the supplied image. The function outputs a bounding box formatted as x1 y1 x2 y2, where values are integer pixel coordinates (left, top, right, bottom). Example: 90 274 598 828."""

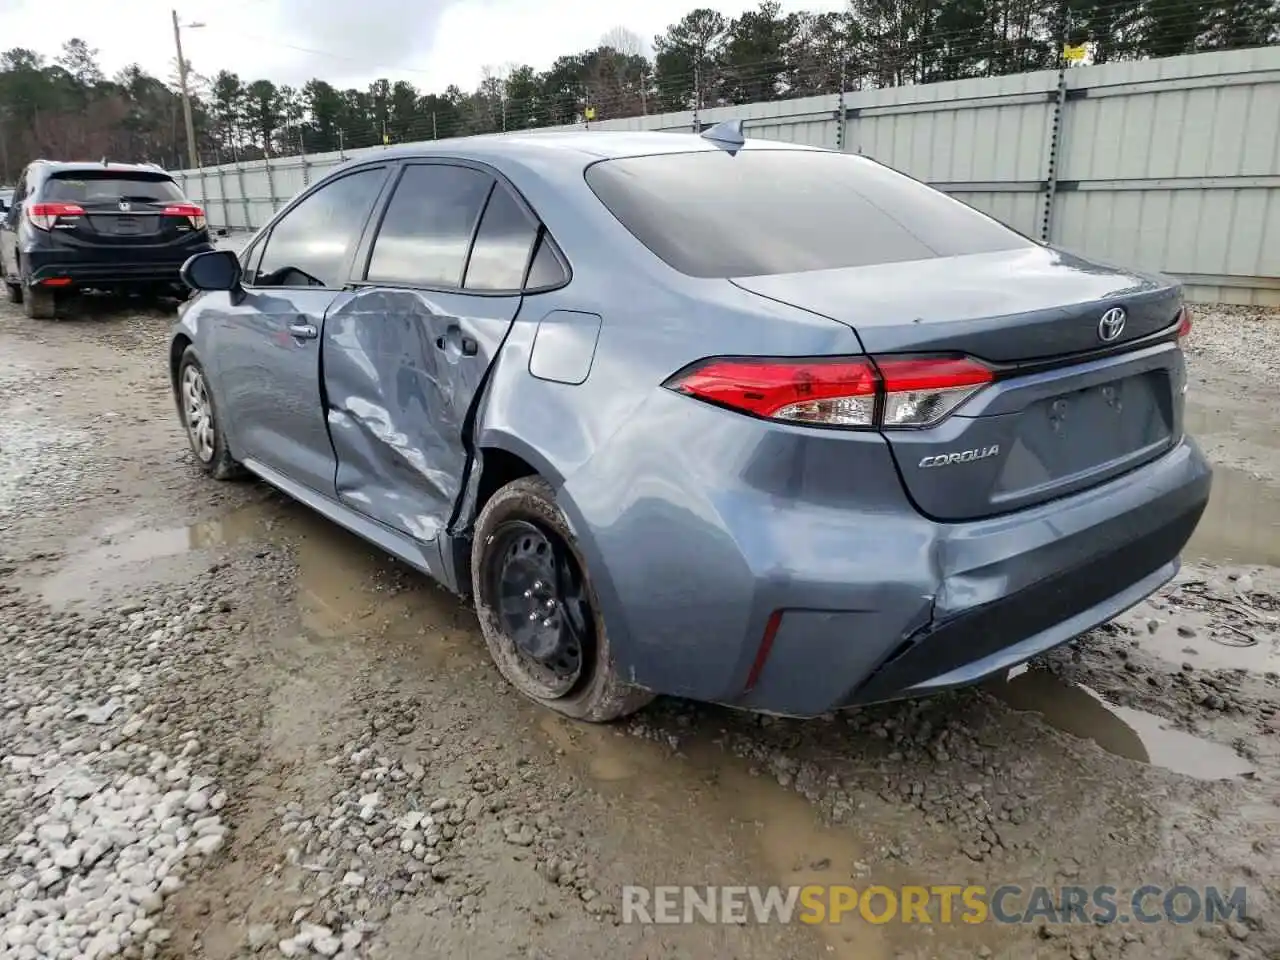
4 281 19 304
22 283 55 320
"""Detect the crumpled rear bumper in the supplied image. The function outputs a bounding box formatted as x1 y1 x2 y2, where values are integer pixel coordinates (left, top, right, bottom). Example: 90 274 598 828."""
563 386 1212 717
739 438 1211 716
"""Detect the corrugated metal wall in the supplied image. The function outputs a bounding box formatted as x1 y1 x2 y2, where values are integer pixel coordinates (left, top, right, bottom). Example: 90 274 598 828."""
176 47 1280 305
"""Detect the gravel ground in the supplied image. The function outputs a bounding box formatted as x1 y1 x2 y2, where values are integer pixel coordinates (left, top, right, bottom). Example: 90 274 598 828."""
0 291 1277 960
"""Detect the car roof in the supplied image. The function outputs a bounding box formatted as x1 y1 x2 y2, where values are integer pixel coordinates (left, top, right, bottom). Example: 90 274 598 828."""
370 130 822 169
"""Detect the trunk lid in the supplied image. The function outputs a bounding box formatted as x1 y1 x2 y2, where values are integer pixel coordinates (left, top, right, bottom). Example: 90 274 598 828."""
45 172 192 247
77 200 169 243
731 246 1186 521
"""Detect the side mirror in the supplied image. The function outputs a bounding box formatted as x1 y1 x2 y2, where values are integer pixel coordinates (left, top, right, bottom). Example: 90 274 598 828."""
181 249 242 292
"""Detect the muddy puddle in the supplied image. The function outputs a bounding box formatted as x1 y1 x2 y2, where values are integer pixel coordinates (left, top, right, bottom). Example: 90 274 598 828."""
1185 464 1280 567
540 713 890 958
992 667 1255 780
38 499 469 661
537 714 1018 958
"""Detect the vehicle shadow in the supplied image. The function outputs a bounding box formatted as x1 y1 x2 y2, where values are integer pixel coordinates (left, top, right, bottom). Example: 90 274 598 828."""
54 291 182 323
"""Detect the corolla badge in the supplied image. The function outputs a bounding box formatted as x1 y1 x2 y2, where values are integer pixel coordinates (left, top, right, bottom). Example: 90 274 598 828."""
918 445 1000 469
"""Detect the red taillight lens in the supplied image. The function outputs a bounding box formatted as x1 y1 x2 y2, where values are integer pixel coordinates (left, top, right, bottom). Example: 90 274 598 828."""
27 202 85 231
1176 305 1192 340
163 203 207 230
666 357 880 427
876 356 994 428
665 354 993 429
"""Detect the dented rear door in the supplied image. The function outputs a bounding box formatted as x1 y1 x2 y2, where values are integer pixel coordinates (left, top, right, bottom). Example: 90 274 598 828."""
322 162 541 543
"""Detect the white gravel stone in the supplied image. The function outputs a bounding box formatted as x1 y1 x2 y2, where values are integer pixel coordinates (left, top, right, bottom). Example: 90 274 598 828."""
0 598 235 960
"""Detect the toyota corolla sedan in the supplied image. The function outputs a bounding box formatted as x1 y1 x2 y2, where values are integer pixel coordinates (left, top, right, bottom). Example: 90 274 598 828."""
169 125 1211 722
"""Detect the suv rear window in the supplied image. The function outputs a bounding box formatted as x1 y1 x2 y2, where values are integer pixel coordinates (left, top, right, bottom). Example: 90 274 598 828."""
583 149 1033 278
44 173 184 205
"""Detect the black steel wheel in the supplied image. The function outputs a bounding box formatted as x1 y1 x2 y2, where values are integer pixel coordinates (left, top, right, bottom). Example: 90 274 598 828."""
472 476 654 722
488 519 589 698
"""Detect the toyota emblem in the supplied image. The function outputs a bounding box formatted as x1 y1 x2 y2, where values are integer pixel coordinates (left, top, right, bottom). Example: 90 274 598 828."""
1097 307 1126 342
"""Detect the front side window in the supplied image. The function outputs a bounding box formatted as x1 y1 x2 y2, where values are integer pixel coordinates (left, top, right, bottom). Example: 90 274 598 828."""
255 167 386 289
366 164 493 288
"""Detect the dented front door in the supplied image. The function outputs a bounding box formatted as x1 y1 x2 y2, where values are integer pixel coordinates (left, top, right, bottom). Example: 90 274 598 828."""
321 288 521 543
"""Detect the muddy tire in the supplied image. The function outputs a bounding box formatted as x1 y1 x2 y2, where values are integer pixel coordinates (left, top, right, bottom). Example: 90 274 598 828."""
4 281 19 304
177 347 244 481
472 476 654 723
21 283 55 320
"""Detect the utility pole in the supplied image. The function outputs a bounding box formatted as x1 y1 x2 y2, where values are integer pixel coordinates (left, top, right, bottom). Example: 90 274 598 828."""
171 9 201 170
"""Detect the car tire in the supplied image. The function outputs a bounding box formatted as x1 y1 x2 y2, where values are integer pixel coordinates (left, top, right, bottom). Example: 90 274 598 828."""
4 281 20 304
21 283 55 320
472 476 655 723
176 347 244 481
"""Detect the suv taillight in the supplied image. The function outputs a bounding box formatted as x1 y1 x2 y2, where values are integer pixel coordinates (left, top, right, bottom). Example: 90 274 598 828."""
664 355 994 429
27 202 85 231
163 203 207 230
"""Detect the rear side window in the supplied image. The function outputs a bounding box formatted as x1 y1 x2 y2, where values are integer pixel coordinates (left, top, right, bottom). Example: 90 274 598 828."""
367 164 492 288
463 184 539 292
44 173 184 204
584 150 1032 279
255 167 386 289
524 234 569 289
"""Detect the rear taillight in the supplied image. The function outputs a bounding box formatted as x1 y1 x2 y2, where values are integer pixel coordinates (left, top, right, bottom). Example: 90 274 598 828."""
27 202 85 231
876 356 994 427
163 203 207 230
666 357 879 427
665 355 993 430
1176 305 1193 340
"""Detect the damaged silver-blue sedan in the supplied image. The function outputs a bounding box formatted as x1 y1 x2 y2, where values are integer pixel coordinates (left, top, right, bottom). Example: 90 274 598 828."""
169 125 1212 722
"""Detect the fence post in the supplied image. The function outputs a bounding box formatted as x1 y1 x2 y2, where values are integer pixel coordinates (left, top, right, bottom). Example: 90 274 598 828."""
263 155 277 214
692 64 701 132
198 169 209 230
1040 67 1069 243
235 160 251 230
835 90 847 152
299 131 311 188
217 163 231 233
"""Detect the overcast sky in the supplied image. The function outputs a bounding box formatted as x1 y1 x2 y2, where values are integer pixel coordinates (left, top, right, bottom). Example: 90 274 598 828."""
1 0 847 94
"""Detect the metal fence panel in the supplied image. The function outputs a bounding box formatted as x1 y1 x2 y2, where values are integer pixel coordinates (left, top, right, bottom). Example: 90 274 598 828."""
177 47 1280 304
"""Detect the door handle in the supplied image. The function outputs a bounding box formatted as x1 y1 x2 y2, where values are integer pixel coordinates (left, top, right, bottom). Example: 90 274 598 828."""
288 321 318 340
434 328 478 357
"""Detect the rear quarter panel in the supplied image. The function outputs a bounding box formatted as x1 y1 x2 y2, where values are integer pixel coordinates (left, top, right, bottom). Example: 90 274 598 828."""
470 153 869 690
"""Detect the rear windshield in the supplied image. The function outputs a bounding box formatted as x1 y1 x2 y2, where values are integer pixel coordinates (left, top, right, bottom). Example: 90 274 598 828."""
44 173 183 205
584 149 1033 278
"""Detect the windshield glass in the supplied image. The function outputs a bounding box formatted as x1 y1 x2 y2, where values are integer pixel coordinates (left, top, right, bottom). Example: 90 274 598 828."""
584 149 1032 278
45 173 183 205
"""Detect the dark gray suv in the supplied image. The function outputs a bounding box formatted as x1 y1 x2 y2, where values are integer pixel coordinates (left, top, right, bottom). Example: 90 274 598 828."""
2 160 212 318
